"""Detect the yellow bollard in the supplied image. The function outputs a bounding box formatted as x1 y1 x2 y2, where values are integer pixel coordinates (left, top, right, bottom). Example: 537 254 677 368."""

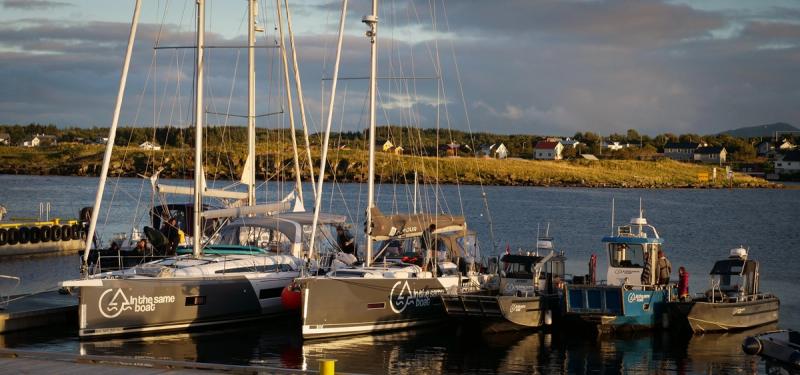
318 359 336 375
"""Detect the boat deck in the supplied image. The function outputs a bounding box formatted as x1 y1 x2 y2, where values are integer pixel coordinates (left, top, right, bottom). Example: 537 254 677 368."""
0 290 77 333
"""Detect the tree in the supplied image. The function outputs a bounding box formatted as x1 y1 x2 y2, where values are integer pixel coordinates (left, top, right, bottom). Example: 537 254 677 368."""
626 129 640 144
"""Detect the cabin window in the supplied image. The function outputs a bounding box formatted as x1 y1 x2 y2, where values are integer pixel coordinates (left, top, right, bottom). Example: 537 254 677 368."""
609 243 645 268
456 234 480 259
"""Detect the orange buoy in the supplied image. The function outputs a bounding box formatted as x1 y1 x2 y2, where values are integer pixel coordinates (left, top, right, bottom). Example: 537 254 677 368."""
280 283 302 311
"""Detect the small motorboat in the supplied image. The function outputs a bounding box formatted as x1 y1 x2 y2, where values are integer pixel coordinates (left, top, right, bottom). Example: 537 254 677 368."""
667 247 779 333
440 237 566 333
742 330 800 373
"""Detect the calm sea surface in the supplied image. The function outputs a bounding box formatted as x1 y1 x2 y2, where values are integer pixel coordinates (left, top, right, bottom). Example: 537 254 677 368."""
0 174 798 374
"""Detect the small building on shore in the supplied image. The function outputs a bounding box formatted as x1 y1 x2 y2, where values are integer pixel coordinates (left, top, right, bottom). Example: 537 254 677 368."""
22 134 57 147
534 141 563 160
694 146 727 164
139 141 162 151
664 142 701 161
0 132 10 146
775 150 800 175
494 143 508 159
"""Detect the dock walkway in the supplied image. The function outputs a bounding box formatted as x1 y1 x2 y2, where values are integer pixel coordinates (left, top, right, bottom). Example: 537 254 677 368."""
0 290 77 333
0 348 353 374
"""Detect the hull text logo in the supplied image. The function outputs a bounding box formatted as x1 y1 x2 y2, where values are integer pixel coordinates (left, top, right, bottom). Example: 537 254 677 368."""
389 281 445 314
98 288 176 319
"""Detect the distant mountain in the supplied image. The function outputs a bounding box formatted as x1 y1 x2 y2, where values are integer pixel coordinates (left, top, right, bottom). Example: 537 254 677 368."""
719 122 799 138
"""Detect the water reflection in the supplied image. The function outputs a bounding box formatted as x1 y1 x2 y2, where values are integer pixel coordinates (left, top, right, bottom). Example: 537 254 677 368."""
0 319 781 374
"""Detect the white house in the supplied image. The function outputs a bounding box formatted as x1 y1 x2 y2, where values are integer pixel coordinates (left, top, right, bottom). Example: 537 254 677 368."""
779 139 796 151
0 133 10 146
22 134 57 147
533 141 563 160
494 143 508 159
602 141 627 151
560 137 581 149
775 150 800 175
693 146 727 164
139 141 162 151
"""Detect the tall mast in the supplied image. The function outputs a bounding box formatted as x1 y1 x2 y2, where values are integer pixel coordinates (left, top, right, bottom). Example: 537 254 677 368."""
81 0 142 269
276 0 305 206
246 0 258 206
283 0 317 201
193 0 206 258
364 0 378 267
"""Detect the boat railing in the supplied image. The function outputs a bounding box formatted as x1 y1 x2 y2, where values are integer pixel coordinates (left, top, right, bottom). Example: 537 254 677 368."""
0 275 20 309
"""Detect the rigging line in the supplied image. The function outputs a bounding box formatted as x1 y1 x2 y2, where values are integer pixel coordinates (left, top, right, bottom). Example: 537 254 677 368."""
321 76 439 81
205 110 284 118
440 0 495 253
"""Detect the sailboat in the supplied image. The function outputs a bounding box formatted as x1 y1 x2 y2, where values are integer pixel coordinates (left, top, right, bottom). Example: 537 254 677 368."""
60 0 349 337
293 0 485 340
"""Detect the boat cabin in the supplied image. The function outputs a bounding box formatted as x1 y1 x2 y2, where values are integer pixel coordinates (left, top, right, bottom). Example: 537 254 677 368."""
500 252 565 295
206 213 350 258
707 247 761 301
151 203 220 238
602 216 664 287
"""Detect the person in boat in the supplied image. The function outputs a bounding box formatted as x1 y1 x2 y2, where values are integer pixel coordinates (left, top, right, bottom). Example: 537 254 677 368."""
133 238 151 256
421 224 437 272
657 250 672 285
161 217 180 256
108 241 120 253
678 266 690 301
336 225 355 255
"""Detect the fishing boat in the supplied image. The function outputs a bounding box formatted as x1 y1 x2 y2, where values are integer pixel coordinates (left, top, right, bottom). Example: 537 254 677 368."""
60 0 338 337
563 208 674 333
666 247 779 333
441 236 566 333
742 330 800 373
0 204 87 257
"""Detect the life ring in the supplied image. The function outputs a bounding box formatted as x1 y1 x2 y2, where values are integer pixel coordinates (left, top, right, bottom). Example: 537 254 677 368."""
7 228 20 245
0 229 7 246
61 225 72 241
41 225 52 242
29 227 41 244
51 225 62 242
70 224 81 240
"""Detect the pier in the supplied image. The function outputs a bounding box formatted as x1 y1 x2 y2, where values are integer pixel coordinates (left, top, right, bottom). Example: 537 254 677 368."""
0 291 77 333
0 348 352 374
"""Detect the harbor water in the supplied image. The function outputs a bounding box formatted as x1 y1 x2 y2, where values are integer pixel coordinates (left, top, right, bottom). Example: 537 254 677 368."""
0 174 798 374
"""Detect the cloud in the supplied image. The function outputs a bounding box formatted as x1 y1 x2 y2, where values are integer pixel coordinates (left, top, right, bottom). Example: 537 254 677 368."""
1 0 70 10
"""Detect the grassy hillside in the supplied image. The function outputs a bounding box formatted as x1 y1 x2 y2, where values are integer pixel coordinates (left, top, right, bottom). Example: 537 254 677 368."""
0 144 775 188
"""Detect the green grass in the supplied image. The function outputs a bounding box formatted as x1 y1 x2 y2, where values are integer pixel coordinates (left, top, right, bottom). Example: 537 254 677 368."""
0 144 775 188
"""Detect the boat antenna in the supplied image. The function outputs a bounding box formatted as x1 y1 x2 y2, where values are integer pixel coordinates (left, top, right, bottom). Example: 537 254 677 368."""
610 197 615 236
81 0 142 273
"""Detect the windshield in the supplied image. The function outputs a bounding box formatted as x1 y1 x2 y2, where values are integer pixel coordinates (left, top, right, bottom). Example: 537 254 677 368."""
212 225 291 253
609 243 645 268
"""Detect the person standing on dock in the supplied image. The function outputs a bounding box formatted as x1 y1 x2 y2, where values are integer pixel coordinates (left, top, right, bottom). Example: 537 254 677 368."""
657 250 672 285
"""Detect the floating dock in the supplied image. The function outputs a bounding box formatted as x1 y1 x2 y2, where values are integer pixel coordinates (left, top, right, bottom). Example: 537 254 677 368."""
0 290 77 333
0 348 353 374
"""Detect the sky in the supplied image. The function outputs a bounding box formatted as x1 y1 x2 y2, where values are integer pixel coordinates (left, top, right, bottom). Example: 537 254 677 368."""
0 0 799 136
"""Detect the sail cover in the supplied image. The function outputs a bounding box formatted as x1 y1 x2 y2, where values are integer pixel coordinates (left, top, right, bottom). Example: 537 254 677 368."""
368 207 466 241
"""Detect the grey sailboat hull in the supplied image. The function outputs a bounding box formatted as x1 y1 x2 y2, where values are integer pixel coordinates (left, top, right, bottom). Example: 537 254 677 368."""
299 276 458 339
75 275 294 337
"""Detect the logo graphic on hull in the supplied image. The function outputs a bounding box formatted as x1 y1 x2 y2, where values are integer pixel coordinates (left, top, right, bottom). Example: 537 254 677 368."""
627 292 651 303
98 288 133 318
389 281 445 314
97 288 177 319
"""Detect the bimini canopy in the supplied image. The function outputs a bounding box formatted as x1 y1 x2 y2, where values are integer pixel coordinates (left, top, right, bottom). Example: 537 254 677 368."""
368 207 466 241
